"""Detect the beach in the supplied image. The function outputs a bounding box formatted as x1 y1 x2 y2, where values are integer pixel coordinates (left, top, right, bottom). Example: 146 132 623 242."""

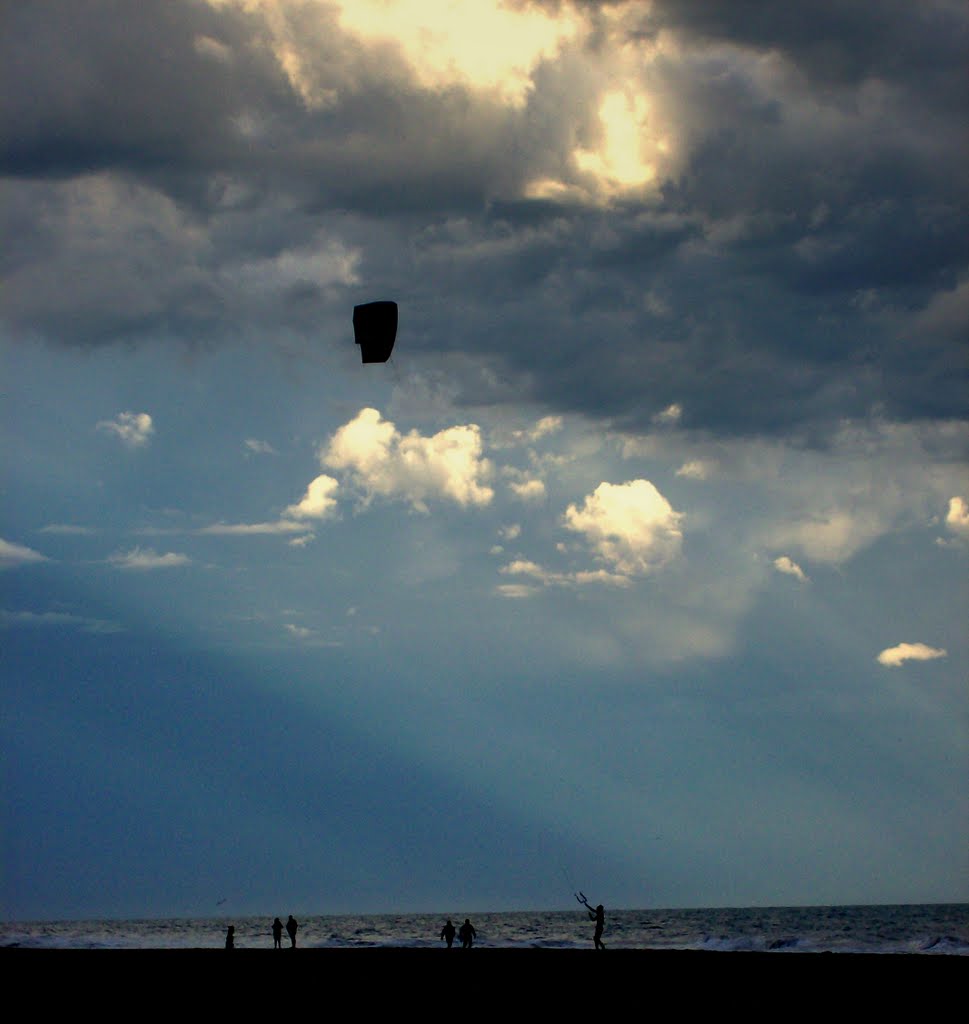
4 946 962 1012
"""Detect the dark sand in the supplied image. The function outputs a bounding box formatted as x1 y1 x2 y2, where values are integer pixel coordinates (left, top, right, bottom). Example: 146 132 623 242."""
4 948 961 1010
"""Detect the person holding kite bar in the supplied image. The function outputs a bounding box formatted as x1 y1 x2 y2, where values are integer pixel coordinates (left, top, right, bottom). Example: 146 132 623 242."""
576 891 606 950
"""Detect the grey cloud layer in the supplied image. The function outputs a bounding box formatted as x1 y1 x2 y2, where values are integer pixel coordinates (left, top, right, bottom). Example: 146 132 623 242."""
2 0 966 437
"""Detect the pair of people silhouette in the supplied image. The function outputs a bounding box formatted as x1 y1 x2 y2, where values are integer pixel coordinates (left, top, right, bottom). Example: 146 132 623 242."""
439 918 476 948
272 915 299 948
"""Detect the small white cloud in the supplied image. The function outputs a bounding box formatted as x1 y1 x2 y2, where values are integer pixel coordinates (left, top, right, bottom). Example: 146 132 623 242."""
495 582 539 599
285 474 340 520
563 479 682 575
534 415 563 437
322 407 493 511
773 555 809 583
501 559 548 581
284 623 317 640
945 496 969 539
39 524 96 535
508 478 546 502
283 622 342 647
0 538 48 568
768 510 879 565
499 559 631 590
499 524 521 541
0 609 122 633
194 34 232 62
97 411 154 448
652 403 682 426
232 238 360 292
200 520 307 535
571 569 633 587
525 415 563 441
245 439 277 456
109 547 191 570
675 459 715 480
288 533 316 548
876 642 947 667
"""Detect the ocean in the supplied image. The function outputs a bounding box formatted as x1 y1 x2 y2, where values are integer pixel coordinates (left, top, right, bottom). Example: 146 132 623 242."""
2 903 966 953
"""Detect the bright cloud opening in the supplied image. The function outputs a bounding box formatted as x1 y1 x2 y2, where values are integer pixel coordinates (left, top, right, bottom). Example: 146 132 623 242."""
334 0 581 107
574 90 658 193
215 0 582 109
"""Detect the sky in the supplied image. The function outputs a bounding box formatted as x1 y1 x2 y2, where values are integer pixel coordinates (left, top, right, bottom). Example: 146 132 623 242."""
2 0 967 921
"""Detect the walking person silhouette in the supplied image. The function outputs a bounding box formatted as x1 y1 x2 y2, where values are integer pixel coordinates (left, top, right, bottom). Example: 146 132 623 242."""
458 918 477 949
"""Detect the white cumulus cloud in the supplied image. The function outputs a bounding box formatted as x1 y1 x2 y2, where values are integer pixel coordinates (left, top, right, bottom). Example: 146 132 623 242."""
285 474 340 520
97 411 154 448
322 408 493 511
563 479 682 575
876 642 947 667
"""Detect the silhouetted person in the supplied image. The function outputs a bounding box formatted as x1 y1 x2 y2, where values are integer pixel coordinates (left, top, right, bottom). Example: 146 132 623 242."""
225 925 235 949
458 918 476 949
587 903 605 950
440 919 456 948
286 915 298 948
272 917 283 949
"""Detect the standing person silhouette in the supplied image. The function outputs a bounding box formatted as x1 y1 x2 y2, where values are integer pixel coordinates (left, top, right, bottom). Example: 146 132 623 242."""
577 893 605 950
440 919 457 948
225 925 235 949
286 915 298 948
272 917 283 949
458 918 477 949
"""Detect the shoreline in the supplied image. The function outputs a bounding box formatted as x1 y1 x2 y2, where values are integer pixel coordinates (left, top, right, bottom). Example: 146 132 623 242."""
4 945 962 958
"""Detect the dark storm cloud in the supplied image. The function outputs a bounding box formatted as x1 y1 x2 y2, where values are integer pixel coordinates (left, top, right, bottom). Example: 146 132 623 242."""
0 0 263 180
645 0 968 96
2 0 966 436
